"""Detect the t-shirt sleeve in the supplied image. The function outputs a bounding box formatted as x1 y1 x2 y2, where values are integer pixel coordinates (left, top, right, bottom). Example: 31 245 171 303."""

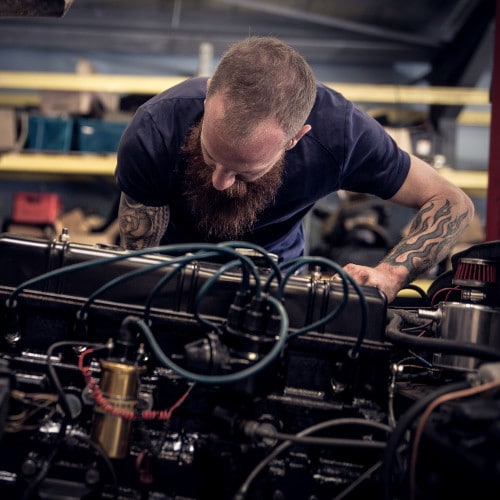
339 102 411 199
115 108 172 207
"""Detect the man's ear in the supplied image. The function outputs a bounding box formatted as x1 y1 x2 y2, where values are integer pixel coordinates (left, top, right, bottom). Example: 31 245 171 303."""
286 124 312 150
206 78 211 91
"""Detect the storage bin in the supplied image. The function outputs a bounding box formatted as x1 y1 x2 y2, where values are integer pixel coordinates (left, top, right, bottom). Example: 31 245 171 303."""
11 192 62 224
26 115 74 152
76 119 128 153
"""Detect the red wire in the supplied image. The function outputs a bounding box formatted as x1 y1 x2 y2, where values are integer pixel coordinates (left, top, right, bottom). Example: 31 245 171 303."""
430 286 460 306
78 349 194 421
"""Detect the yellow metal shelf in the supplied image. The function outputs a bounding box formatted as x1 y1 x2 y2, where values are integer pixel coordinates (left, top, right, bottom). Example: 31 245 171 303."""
457 110 491 126
437 167 488 197
330 83 489 106
0 153 488 196
0 71 491 105
0 92 41 107
0 72 490 194
0 152 116 176
0 72 187 95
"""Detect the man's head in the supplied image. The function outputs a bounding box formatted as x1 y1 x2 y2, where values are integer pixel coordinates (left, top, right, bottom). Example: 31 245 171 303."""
206 36 317 140
183 36 317 240
202 36 317 191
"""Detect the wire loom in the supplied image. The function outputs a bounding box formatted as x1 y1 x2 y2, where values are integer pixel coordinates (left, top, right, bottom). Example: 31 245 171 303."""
0 234 499 499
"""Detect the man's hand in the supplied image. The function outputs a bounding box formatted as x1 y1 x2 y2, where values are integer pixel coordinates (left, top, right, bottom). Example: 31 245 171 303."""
342 261 409 303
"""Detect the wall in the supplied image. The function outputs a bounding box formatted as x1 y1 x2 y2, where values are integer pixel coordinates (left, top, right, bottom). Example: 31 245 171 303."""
0 41 492 250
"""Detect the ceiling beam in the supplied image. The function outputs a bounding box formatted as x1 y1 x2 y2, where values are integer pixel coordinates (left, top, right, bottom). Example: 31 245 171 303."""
220 0 442 47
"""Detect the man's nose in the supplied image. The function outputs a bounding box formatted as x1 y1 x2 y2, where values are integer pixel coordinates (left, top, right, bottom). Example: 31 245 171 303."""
212 165 236 191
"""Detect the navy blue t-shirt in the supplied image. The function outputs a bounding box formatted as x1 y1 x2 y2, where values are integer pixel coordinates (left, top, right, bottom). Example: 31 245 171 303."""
115 77 410 261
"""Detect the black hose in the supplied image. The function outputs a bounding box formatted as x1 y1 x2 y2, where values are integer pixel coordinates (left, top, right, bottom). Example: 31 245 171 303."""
380 379 470 500
385 311 500 361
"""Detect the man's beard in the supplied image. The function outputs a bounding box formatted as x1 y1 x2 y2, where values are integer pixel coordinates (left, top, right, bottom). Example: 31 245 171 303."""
182 123 284 241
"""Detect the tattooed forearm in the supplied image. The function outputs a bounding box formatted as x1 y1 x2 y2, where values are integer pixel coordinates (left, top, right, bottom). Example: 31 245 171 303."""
118 193 170 250
381 199 471 284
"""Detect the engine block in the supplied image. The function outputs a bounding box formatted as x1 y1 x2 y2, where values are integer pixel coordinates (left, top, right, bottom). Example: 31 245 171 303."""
0 234 498 499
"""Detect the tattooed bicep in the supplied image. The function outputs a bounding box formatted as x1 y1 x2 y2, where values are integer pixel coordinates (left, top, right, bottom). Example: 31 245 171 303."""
118 193 170 250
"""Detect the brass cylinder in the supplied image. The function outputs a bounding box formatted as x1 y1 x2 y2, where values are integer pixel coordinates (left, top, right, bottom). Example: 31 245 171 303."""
91 359 144 459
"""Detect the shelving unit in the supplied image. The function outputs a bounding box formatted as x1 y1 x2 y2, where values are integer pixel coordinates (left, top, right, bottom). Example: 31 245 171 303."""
0 71 491 196
0 153 488 197
0 71 490 103
0 152 116 176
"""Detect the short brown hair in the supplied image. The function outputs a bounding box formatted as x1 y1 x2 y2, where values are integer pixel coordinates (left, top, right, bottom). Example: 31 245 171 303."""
207 36 317 139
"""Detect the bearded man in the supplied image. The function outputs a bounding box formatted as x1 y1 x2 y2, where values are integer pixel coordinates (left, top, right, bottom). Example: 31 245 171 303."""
115 36 473 303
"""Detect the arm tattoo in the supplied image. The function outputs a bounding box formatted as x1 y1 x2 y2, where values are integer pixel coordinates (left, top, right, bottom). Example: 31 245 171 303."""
118 193 170 250
381 199 471 284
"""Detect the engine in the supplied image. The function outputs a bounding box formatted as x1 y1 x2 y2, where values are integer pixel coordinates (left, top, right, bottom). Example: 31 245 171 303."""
0 233 499 500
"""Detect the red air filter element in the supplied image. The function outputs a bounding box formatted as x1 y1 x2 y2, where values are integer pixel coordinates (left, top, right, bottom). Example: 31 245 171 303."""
453 258 497 287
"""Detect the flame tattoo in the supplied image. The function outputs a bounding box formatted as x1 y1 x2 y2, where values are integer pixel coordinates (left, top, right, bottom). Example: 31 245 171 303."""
381 199 470 283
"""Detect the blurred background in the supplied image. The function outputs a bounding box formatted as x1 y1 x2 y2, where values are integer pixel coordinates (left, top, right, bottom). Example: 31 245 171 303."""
0 0 494 264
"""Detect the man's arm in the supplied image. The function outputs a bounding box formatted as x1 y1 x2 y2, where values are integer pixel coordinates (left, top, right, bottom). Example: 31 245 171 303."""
118 192 170 250
343 154 475 303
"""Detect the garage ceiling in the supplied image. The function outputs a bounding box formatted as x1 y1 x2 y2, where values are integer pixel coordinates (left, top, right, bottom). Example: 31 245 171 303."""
0 0 495 86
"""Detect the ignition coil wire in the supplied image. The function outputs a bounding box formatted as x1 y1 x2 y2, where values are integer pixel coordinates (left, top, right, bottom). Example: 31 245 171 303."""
143 261 191 323
217 240 283 286
128 296 288 384
144 246 269 324
272 256 350 339
78 348 195 421
267 256 369 359
192 259 251 333
142 253 251 326
46 340 109 423
76 251 217 324
76 246 260 323
5 243 260 310
77 256 200 323
430 285 461 305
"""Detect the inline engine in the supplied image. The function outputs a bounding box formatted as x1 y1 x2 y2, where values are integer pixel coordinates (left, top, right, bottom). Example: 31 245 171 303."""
0 233 499 500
